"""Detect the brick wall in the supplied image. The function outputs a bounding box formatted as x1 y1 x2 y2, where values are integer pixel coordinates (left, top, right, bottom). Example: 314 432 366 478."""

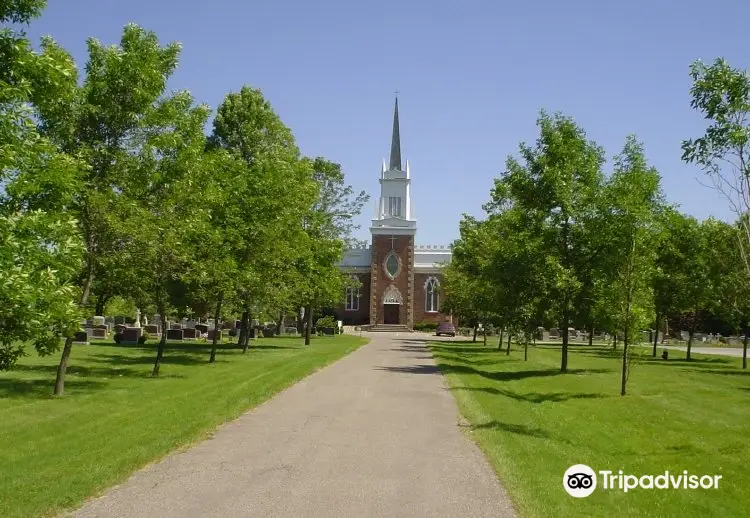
334 273 371 325
413 273 451 325
371 234 413 326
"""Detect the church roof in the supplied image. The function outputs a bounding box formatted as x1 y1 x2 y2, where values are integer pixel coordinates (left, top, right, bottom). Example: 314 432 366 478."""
389 97 401 171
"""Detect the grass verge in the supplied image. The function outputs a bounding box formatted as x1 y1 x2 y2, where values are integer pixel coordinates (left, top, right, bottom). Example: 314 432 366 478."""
0 335 367 518
429 340 749 517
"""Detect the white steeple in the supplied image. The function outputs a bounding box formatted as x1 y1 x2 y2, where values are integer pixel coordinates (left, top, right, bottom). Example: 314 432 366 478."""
371 95 416 236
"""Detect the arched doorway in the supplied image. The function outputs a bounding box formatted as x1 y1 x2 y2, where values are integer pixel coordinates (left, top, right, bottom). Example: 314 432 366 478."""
382 285 402 325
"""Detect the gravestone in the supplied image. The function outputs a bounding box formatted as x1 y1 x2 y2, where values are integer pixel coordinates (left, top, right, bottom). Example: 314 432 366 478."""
185 320 197 329
207 329 222 342
222 320 234 330
73 331 89 345
144 325 160 337
114 324 127 333
121 327 142 345
170 322 183 330
195 324 209 334
183 328 199 340
235 320 243 329
167 328 184 341
92 328 107 339
549 328 560 339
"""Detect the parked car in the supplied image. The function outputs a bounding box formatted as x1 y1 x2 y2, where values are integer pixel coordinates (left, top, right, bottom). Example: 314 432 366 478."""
436 322 456 337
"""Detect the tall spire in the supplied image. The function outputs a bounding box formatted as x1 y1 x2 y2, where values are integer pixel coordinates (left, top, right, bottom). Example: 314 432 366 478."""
389 95 402 171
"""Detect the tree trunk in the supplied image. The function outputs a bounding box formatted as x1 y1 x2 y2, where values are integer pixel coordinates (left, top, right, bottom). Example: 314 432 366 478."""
588 324 594 347
94 296 107 316
53 266 95 396
561 310 570 372
304 305 313 345
152 298 167 376
239 309 249 352
506 333 511 355
498 328 504 350
472 324 478 343
612 333 617 350
209 293 223 363
687 308 698 361
743 326 748 370
621 326 629 396
242 308 253 354
524 339 528 361
652 314 661 358
483 325 487 346
276 311 284 336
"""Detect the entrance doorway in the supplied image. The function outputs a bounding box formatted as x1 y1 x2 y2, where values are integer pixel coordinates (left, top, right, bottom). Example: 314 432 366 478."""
383 304 400 324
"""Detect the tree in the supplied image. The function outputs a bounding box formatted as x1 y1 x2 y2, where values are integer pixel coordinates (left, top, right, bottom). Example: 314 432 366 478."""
682 58 750 287
0 0 84 370
208 86 317 352
603 136 663 395
297 157 369 345
117 91 211 375
34 24 185 394
492 111 606 372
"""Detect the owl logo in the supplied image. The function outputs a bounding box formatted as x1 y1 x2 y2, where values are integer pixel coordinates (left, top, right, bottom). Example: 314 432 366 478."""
563 464 597 497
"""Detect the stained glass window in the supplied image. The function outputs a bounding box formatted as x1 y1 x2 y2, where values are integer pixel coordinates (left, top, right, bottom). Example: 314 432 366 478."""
386 253 399 278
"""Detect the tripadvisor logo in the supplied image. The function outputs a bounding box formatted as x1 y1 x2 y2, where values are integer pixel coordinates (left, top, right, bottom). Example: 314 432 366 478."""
563 464 722 497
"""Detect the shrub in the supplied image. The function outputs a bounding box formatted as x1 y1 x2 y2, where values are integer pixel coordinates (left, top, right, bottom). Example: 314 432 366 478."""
138 335 147 345
413 321 438 332
316 316 337 329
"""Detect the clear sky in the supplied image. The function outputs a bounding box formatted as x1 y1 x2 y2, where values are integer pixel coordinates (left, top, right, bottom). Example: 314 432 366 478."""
23 0 750 245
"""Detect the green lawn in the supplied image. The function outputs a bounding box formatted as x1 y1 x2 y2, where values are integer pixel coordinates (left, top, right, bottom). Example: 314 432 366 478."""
429 340 750 518
0 335 367 518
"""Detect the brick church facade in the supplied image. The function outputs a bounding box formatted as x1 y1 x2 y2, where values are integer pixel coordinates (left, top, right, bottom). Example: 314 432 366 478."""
334 98 453 329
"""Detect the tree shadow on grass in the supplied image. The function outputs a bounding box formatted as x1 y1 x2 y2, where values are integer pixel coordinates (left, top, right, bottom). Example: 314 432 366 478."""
86 352 218 367
429 344 508 355
376 363 611 381
470 421 551 438
678 368 750 377
0 377 107 399
6 363 164 379
453 385 609 404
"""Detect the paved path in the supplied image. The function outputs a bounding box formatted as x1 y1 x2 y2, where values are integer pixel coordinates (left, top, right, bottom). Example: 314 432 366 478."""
72 333 515 518
654 344 747 358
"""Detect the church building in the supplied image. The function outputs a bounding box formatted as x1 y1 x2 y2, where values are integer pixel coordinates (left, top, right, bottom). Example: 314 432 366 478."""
334 98 453 329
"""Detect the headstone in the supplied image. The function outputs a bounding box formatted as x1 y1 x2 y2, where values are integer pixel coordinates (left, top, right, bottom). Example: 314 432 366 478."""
170 322 183 330
92 328 107 339
248 328 257 339
195 324 209 334
114 324 127 333
121 327 142 345
166 328 183 341
183 328 199 340
235 320 243 329
207 329 223 342
73 331 89 345
144 324 160 337
222 320 234 330
93 315 105 326
549 328 560 339
134 308 142 328
185 320 197 329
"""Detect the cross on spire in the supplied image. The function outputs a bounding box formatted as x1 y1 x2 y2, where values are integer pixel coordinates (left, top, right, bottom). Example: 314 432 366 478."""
390 235 397 250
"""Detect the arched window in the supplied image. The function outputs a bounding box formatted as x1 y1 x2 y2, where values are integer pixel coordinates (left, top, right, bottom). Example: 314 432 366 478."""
425 277 439 313
345 277 359 311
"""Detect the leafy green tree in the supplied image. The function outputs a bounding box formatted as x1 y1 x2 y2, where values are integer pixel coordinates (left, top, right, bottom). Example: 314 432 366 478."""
208 86 317 352
492 111 606 372
297 157 369 345
33 24 185 394
118 91 211 375
682 58 750 286
0 0 84 369
602 136 663 395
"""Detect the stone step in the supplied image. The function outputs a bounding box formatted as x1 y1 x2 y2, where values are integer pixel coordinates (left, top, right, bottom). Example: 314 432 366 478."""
368 324 412 332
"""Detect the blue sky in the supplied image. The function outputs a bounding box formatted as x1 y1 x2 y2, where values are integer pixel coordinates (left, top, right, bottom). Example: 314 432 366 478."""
24 0 750 245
